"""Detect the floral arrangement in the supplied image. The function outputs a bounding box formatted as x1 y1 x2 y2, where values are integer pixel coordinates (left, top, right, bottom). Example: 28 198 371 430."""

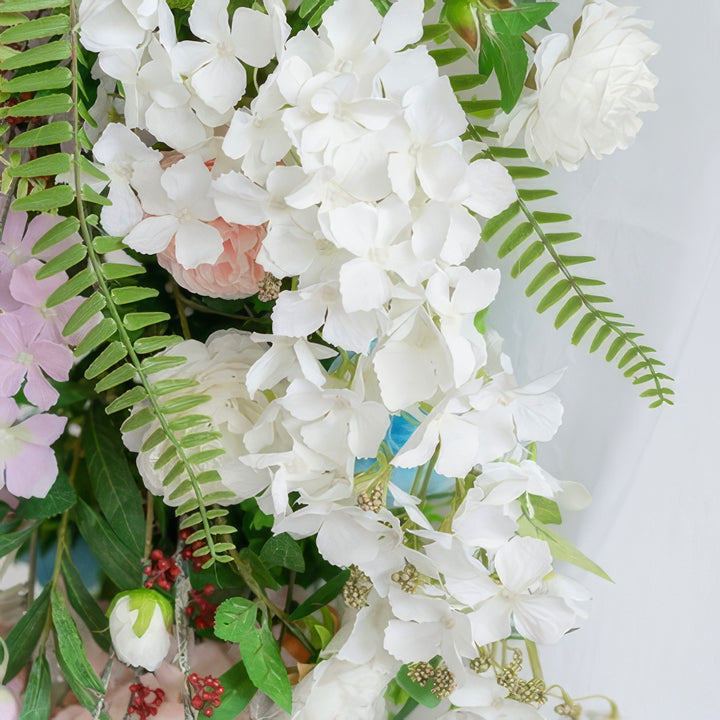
0 0 668 719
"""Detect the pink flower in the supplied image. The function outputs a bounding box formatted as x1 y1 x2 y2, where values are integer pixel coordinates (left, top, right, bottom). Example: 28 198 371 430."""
0 203 78 312
0 685 20 720
157 218 266 300
0 397 66 498
0 312 73 410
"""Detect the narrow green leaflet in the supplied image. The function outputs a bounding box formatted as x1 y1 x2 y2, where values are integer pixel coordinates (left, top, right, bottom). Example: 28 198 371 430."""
84 405 145 557
488 2 558 35
18 471 75 520
518 515 612 581
259 533 305 572
0 522 36 557
18 656 51 720
213 662 256 720
484 32 528 113
62 555 112 652
3 585 51 683
75 499 140 590
236 548 280 591
289 568 351 621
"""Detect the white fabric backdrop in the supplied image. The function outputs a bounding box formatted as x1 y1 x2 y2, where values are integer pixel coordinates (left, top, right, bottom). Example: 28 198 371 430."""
472 1 720 717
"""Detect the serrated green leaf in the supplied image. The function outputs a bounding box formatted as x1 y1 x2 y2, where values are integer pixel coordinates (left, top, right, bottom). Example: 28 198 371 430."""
2 66 72 94
62 293 106 337
94 363 137 392
506 165 549 179
3 585 50 683
428 47 466 66
11 184 74 211
32 216 79 254
589 325 612 353
85 340 128 379
45 268 95 307
62 555 111 652
554 296 582 329
510 240 544 277
8 120 72 147
74 317 117 356
482 201 519 241
497 221 533 258
110 286 159 305
85 405 145 557
259 533 305 572
1 92 73 119
537 279 571 313
0 13 69 43
106 385 148 414
35 242 86 278
101 262 145 280
484 32 527 113
488 2 558 35
288 568 351 621
18 655 51 720
133 335 183 354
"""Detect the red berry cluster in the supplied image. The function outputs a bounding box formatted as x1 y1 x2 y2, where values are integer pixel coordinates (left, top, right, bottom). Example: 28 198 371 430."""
185 584 218 630
179 528 211 571
189 674 224 717
127 683 165 720
143 549 181 591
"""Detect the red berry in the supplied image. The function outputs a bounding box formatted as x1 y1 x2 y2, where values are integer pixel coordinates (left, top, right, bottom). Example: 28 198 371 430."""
150 549 163 560
203 709 213 717
191 697 203 710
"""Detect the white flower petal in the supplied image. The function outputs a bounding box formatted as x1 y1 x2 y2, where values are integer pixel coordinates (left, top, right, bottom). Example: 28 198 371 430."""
231 8 276 67
173 220 224 268
124 214 178 255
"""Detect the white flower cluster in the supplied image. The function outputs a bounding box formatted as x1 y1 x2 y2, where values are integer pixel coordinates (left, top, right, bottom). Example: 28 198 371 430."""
80 0 598 716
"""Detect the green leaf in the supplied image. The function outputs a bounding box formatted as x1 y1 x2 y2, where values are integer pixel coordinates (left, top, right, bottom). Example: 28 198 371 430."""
32 216 79 254
8 120 73 147
518 515 612 582
571 313 596 345
35 243 87 278
92 235 124 253
2 585 50 682
75 499 140 590
84 405 145 558
110 286 159 305
18 471 75 520
259 533 305 572
62 555 111 652
248 620 292 713
101 262 146 280
215 597 258 643
106 385 149 414
482 201 519 241
605 336 626 361
488 2 558 35
94 363 137 392
45 268 96 308
11 185 74 211
547 231 581 244
18 655 51 720
589 325 612 353
484 32 527 113
0 92 73 119
161 394 211 415
517 188 556 200
451 75 491 92
84 341 128 379
527 494 562 524
525 263 559 296
237 548 280 591
1 39 69 72
74 317 117 356
536 279 571 313
62 293 106 336
0 14 70 43
1 0 69 11
288 568 351 621
2 66 72 93
506 165 549 180
121 407 156 433
213 662 256 720
81 183 112 206
510 240 544 277
123 311 171 331
497 221 533 258
0 522 36 558
151 377 197 396
133 335 183 354
554 295 583 329
428 47 467 66
395 662 441 709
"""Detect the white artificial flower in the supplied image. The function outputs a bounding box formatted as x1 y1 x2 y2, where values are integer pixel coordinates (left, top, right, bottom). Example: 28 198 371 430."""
93 123 162 235
126 154 223 268
492 0 659 170
108 590 172 672
468 536 578 646
477 460 563 506
172 0 282 114
450 489 519 553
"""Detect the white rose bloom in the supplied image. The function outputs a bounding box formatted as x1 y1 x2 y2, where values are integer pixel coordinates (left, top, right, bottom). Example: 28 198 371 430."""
492 0 660 170
108 590 172 671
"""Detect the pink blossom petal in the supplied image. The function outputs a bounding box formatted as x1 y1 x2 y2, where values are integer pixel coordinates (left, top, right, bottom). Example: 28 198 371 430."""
22 412 67 446
9 260 64 308
0 360 25 398
5 439 60 498
0 397 19 427
2 208 28 250
23 365 60 410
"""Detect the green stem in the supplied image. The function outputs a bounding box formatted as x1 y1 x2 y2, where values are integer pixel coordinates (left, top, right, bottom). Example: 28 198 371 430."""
524 639 544 684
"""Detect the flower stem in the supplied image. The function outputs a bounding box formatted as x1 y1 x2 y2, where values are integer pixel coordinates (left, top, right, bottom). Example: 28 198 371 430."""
525 639 544 683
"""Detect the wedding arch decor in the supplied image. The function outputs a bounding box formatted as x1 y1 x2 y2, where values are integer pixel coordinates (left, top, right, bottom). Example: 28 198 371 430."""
0 0 666 718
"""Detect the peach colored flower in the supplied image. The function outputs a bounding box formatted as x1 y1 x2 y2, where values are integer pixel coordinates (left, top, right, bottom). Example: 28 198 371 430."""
157 218 266 299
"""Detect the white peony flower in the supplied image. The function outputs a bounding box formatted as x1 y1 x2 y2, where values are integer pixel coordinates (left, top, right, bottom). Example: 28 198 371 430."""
492 0 659 170
108 589 172 671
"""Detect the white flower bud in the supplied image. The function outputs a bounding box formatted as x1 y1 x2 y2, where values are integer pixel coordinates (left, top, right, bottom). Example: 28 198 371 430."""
108 589 173 672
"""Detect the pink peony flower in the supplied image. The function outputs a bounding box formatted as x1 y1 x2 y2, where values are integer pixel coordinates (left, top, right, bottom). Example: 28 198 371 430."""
157 218 266 300
0 397 67 498
0 312 73 410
